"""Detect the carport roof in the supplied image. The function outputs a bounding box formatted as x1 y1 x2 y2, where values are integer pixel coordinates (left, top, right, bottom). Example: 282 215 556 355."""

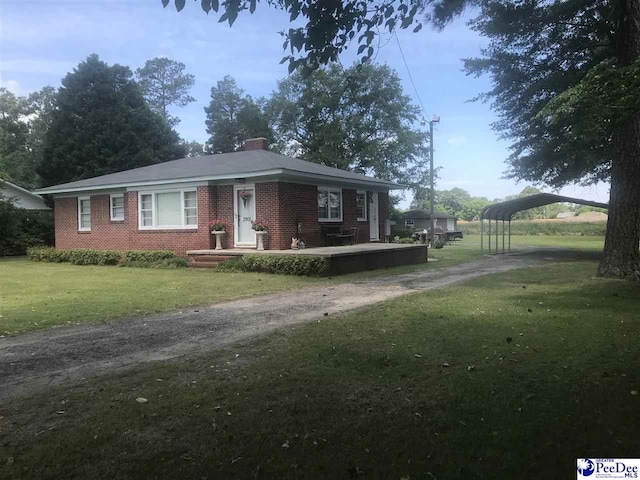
481 193 608 221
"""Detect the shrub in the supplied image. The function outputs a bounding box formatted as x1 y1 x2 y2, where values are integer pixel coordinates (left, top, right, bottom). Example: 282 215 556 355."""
216 254 330 276
391 227 414 239
27 247 121 265
0 194 53 256
393 237 416 244
27 247 63 262
123 250 178 263
120 257 187 269
432 236 447 249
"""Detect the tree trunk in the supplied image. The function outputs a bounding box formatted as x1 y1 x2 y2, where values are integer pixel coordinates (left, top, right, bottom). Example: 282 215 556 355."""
597 0 640 280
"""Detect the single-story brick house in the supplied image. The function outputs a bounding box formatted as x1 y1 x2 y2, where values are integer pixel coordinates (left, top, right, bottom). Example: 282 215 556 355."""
35 138 399 255
403 209 458 232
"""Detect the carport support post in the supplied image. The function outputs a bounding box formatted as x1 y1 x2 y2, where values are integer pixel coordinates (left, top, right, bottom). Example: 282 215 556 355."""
508 220 512 253
495 219 499 255
502 220 505 253
488 218 492 253
480 217 484 255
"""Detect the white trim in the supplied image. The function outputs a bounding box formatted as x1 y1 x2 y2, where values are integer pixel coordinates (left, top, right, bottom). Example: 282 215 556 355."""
233 184 257 247
126 181 208 193
109 194 125 221
35 168 400 195
356 190 367 221
137 189 198 230
317 186 343 222
77 196 91 231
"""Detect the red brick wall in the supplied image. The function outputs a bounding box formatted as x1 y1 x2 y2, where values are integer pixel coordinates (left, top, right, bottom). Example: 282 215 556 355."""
214 185 235 250
54 195 130 251
275 182 319 249
53 183 391 254
54 186 213 256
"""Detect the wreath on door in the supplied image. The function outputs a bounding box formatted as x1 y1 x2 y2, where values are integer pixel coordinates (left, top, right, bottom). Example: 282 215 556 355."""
239 190 252 207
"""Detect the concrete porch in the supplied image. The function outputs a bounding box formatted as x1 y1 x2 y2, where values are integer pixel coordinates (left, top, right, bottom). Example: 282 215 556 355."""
187 243 428 274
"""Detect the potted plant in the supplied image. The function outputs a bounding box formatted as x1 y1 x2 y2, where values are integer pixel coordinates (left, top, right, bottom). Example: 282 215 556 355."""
208 220 228 250
251 219 268 250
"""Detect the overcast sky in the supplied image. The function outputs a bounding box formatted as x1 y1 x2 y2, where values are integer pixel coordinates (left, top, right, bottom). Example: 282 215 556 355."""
0 0 609 206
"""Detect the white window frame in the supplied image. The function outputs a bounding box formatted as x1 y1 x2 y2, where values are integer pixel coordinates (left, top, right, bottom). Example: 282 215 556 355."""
137 189 198 230
405 219 415 228
356 190 368 221
317 186 343 222
110 194 125 221
78 196 91 232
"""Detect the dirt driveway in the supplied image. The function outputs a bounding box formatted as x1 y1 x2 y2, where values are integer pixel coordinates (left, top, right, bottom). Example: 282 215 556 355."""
0 250 596 401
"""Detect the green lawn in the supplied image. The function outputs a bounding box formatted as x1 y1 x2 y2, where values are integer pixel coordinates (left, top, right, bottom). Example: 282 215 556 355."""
0 235 604 335
0 260 325 335
1 260 637 479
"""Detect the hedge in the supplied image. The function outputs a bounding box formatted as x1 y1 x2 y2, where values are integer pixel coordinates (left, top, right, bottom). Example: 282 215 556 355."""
461 221 607 237
27 247 121 265
120 258 188 269
27 248 186 268
393 237 416 244
123 250 177 262
216 254 330 276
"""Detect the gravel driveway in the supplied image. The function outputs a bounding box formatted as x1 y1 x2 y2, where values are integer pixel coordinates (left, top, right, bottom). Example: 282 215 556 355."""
1 251 592 401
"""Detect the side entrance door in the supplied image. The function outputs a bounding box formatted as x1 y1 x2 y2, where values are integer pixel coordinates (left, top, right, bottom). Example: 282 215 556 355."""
369 192 380 241
234 184 256 247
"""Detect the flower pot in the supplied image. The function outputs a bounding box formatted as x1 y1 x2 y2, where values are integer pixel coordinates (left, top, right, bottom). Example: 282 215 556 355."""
255 231 267 251
211 230 226 250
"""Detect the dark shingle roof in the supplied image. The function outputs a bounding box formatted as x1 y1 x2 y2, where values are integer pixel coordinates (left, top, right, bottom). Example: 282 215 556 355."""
36 150 399 194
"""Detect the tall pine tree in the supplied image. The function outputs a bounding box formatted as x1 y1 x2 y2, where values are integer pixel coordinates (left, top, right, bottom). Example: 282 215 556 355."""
39 55 185 186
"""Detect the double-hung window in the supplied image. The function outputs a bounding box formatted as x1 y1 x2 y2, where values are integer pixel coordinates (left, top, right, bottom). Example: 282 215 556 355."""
138 189 198 229
405 219 415 228
78 196 91 231
356 190 367 221
318 187 342 222
110 194 125 221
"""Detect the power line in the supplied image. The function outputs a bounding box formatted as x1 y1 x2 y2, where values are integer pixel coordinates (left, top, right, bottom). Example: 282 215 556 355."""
394 32 429 119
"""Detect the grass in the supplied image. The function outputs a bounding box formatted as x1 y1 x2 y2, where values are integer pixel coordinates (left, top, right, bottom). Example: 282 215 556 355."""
0 235 604 335
1 260 638 479
0 261 325 335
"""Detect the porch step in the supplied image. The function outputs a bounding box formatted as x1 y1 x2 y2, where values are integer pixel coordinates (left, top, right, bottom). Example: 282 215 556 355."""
187 254 235 269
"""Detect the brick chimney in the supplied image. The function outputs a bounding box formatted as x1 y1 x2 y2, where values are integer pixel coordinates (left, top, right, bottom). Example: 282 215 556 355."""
243 138 269 151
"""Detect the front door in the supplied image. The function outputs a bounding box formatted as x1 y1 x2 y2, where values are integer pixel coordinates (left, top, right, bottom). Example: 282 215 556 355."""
234 185 256 247
369 192 380 241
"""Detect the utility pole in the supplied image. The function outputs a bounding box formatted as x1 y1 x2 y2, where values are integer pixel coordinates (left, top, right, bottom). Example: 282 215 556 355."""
422 115 440 242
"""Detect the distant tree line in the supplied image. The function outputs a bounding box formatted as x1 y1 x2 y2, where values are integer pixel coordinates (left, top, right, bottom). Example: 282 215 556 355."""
410 185 605 222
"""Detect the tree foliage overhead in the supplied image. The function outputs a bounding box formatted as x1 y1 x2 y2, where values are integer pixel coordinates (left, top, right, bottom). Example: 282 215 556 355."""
0 87 57 189
204 75 273 153
39 54 185 187
164 0 426 74
265 62 428 187
457 1 633 189
135 57 196 126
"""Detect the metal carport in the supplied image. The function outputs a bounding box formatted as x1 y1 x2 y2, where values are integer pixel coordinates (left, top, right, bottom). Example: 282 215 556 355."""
480 193 608 255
